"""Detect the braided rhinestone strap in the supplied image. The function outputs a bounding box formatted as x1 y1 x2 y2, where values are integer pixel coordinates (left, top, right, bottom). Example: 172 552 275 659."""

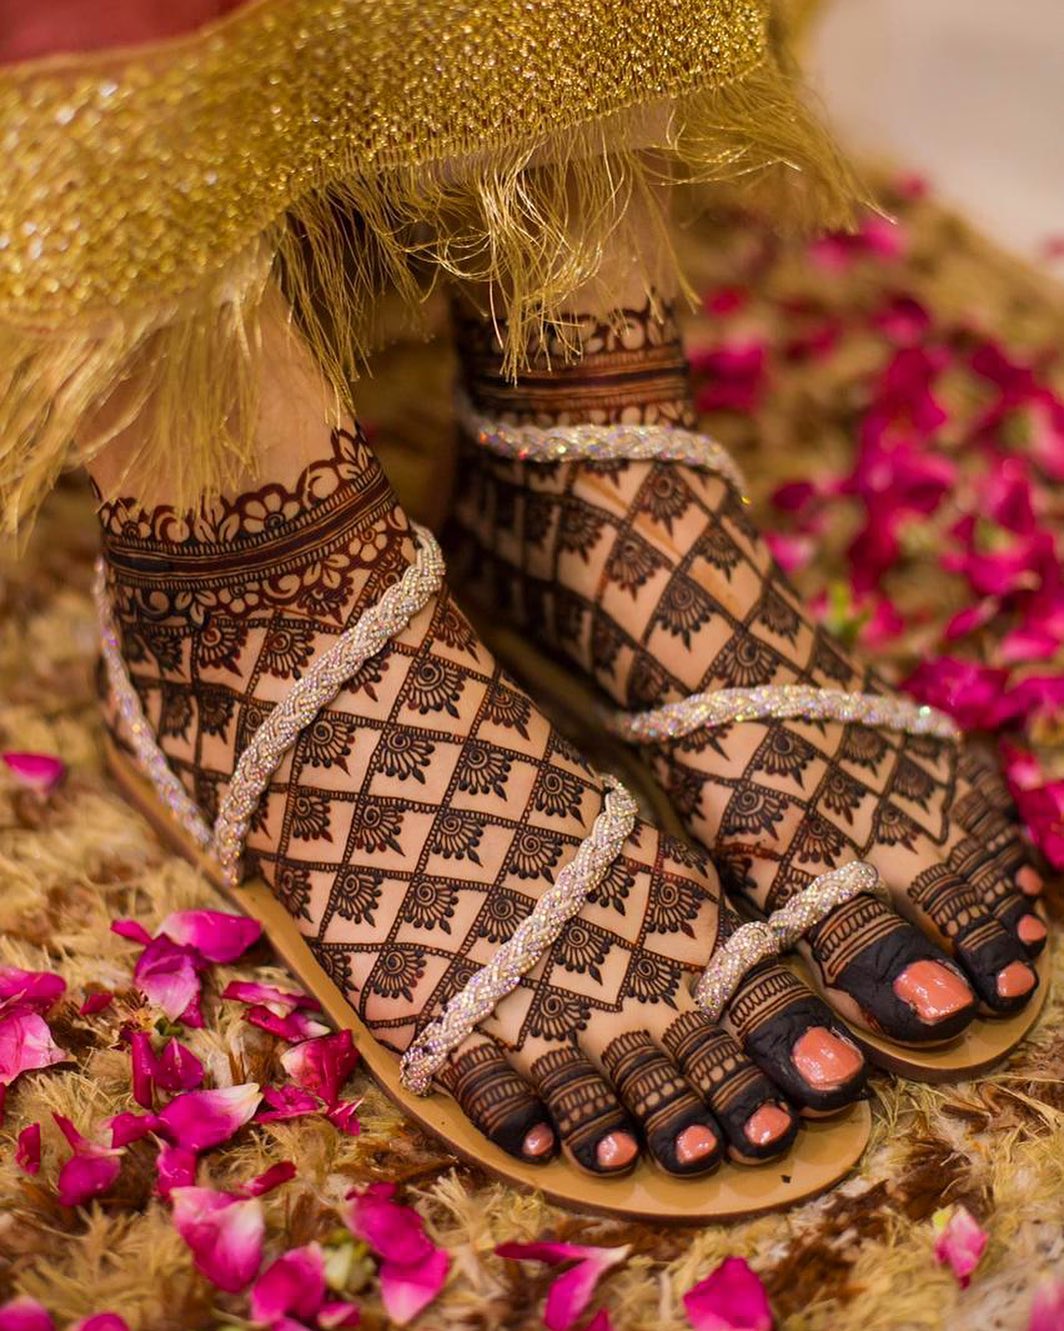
96 524 446 887
399 775 638 1095
457 395 748 495
610 684 960 746
694 861 884 1022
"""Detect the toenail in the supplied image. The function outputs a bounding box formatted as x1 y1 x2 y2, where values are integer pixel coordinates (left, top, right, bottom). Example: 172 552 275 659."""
792 1027 863 1091
1017 866 1045 897
596 1132 638 1170
744 1103 793 1147
676 1124 718 1165
997 960 1036 999
894 959 974 1023
522 1124 555 1158
1017 915 1047 946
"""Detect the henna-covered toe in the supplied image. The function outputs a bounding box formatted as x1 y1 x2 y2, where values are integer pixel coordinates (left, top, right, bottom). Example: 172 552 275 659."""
440 1035 557 1163
529 1046 640 1175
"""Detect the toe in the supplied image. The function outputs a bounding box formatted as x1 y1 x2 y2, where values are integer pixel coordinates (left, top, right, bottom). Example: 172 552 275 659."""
722 960 867 1113
807 892 977 1043
661 1010 799 1162
601 1030 724 1176
950 841 1048 956
528 1045 640 1175
441 1034 557 1164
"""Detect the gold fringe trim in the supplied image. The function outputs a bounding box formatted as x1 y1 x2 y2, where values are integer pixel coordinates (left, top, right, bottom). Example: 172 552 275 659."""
0 52 861 531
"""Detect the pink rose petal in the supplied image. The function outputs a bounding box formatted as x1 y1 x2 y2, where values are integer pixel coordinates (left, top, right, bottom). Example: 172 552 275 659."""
1010 781 1064 869
221 980 321 1014
245 1005 330 1043
53 1113 124 1207
325 1099 362 1136
154 1038 205 1094
79 991 114 1017
1028 1276 1064 1331
0 1009 68 1087
281 1032 357 1106
683 1257 774 1331
903 659 1012 730
107 1110 161 1148
132 937 203 1023
70 1316 129 1331
318 1301 362 1329
157 910 261 963
129 1031 156 1109
0 1297 55 1331
378 1247 450 1327
495 1242 630 1331
170 1186 265 1292
932 1205 988 1288
764 532 814 575
240 1161 296 1198
16 1122 41 1173
0 968 65 1013
155 1143 198 1199
256 1084 321 1123
250 1243 326 1324
110 920 151 946
2 752 66 796
157 1083 261 1152
346 1183 435 1266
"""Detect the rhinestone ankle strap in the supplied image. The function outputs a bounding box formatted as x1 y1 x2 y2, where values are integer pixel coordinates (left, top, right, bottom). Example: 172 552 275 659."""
694 861 885 1022
96 523 447 886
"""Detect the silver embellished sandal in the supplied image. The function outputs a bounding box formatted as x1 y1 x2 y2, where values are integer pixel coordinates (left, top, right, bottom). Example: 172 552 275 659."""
96 522 871 1222
457 403 1049 1082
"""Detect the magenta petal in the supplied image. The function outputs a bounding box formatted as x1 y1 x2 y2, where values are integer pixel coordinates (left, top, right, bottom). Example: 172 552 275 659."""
345 1183 433 1267
157 1083 261 1152
325 1100 361 1136
2 752 66 796
107 1111 161 1148
903 659 1012 730
250 1243 326 1324
241 1161 297 1198
683 1257 774 1331
0 968 65 1013
79 991 114 1017
158 910 261 963
56 1146 123 1207
0 1009 68 1086
70 1316 130 1331
318 1300 362 1329
170 1186 265 1293
932 1206 988 1288
0 1297 55 1331
245 1006 330 1043
221 980 321 1014
154 1038 205 1093
256 1083 321 1123
110 919 152 946
379 1249 450 1327
1012 782 1064 868
129 1031 156 1109
155 1143 198 1199
132 938 202 1022
764 532 813 575
495 1242 630 1331
1028 1277 1064 1331
15 1122 41 1174
280 1032 357 1106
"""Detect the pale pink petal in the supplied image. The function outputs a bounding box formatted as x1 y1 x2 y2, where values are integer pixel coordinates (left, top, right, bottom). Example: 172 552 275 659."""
0 1009 68 1086
764 532 813 575
0 968 65 1013
79 991 114 1017
1028 1276 1064 1331
107 1110 161 1148
325 1099 361 1136
240 1161 296 1198
155 1143 198 1199
318 1300 362 1329
245 1006 330 1043
157 1083 261 1152
0 1297 55 1331
170 1186 265 1292
345 1183 433 1266
158 910 261 963
70 1315 130 1331
683 1257 774 1331
280 1032 357 1106
256 1084 321 1123
132 937 202 1023
932 1205 988 1288
1 752 66 796
110 920 151 946
496 1243 630 1331
154 1038 205 1093
250 1243 326 1324
379 1248 450 1327
221 980 321 1014
15 1122 40 1173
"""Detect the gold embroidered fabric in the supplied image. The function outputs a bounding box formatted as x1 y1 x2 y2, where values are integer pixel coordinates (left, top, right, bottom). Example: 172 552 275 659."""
0 0 859 530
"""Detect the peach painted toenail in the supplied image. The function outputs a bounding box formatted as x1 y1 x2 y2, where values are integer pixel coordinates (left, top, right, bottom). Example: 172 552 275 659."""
1017 866 1044 897
744 1103 792 1147
676 1124 718 1165
792 1028 863 1090
1017 915 1047 946
522 1124 554 1158
894 960 973 1022
596 1132 638 1170
997 960 1036 999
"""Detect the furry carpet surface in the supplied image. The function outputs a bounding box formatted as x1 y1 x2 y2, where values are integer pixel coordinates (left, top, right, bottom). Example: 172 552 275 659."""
1 178 1063 1331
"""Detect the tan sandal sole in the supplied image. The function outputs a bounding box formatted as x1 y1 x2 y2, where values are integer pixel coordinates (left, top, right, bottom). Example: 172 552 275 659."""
472 620 1051 1083
105 736 870 1223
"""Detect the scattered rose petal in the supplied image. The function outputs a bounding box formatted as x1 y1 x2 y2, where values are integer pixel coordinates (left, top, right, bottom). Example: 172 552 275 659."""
110 920 151 946
325 1099 362 1136
1010 781 1064 868
0 1297 55 1331
0 1009 68 1088
170 1186 265 1292
903 659 1012 730
241 1161 296 1198
70 1316 129 1331
250 1243 326 1325
79 991 114 1017
1028 1276 1064 1331
157 910 261 963
155 1143 198 1199
2 752 66 796
765 532 814 575
495 1241 630 1331
932 1205 988 1288
683 1257 773 1331
53 1113 124 1207
281 1032 357 1106
130 937 203 1024
129 1031 156 1109
318 1301 362 1329
245 1005 331 1043
222 980 321 1014
256 1084 321 1123
153 1038 205 1094
108 1110 161 1148
157 1083 261 1152
345 1183 450 1326
0 968 65 1013
16 1122 40 1173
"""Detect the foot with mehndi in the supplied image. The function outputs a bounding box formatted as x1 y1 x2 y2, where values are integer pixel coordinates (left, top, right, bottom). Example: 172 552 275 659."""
448 295 1045 1055
95 414 871 1185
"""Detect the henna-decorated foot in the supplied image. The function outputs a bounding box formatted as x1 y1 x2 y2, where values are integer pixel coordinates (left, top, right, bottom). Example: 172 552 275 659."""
97 423 866 1179
449 295 1044 1046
